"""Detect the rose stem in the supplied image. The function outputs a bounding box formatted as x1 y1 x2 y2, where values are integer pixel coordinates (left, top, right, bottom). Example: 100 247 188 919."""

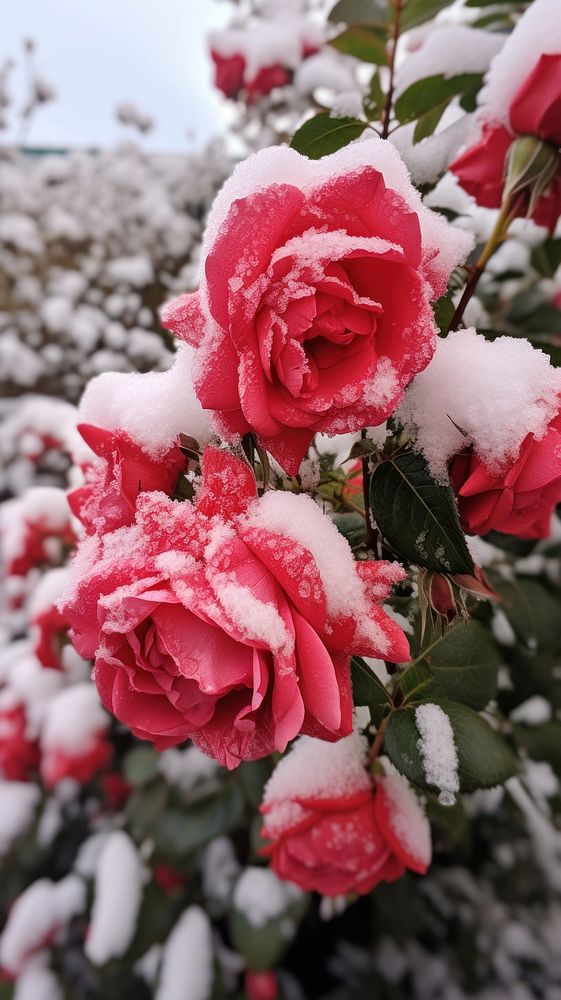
368 713 390 764
381 0 404 141
448 193 524 333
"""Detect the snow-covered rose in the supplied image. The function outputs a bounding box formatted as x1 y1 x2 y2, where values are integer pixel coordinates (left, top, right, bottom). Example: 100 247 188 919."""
68 424 186 537
260 734 431 896
61 447 409 769
451 0 561 230
398 330 561 541
40 685 111 789
450 412 561 539
162 140 471 475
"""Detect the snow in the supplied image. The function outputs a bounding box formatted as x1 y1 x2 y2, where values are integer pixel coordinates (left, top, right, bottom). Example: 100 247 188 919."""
210 572 294 654
0 875 85 975
510 697 552 726
105 255 154 288
395 25 503 98
0 643 64 737
262 730 371 834
0 486 71 571
27 566 71 619
13 954 63 1000
158 745 219 792
330 91 364 120
85 831 144 965
478 0 561 129
79 343 213 458
209 17 325 80
379 759 432 868
398 329 561 479
415 703 459 806
200 140 473 306
41 684 108 753
391 114 474 186
232 867 303 928
155 906 213 1000
0 781 40 854
202 837 240 905
244 491 366 618
295 50 358 98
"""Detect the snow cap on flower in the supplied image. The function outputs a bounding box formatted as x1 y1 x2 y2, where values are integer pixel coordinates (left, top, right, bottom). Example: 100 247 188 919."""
163 139 472 474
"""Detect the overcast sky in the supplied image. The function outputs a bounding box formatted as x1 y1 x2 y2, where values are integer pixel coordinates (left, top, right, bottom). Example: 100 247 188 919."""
2 0 231 150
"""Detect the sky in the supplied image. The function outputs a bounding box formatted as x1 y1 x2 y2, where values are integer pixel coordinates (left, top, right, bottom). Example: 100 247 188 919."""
2 0 231 151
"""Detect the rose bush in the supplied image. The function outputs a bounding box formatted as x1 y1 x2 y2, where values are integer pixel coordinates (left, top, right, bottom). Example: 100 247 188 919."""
161 140 471 474
62 446 409 768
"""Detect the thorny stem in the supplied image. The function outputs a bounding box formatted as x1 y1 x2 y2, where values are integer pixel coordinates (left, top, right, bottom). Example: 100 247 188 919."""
448 194 524 333
361 432 377 548
368 713 390 764
381 0 403 141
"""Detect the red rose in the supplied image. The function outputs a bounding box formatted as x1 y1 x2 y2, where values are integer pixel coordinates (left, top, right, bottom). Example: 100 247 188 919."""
0 705 39 782
211 49 246 99
1 488 75 579
69 424 186 537
162 141 471 475
450 413 561 539
29 568 72 670
245 971 279 1000
245 64 292 103
41 736 111 789
260 734 431 896
62 447 409 769
451 53 561 230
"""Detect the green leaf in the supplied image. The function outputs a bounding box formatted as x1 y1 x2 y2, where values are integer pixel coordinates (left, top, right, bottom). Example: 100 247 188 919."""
290 112 367 159
150 783 244 858
417 619 499 710
413 100 449 143
433 294 455 333
395 73 483 124
369 451 474 574
364 69 385 120
123 745 160 788
398 660 442 705
351 656 392 724
531 238 561 278
331 511 365 547
229 885 308 971
514 722 561 776
328 0 389 26
465 0 526 6
385 701 518 793
330 25 388 64
490 576 561 654
401 0 452 30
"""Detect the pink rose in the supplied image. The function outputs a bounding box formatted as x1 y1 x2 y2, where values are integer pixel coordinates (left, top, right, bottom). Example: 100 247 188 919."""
260 734 431 896
450 412 561 539
62 447 409 768
451 54 561 231
69 424 186 537
162 141 470 475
